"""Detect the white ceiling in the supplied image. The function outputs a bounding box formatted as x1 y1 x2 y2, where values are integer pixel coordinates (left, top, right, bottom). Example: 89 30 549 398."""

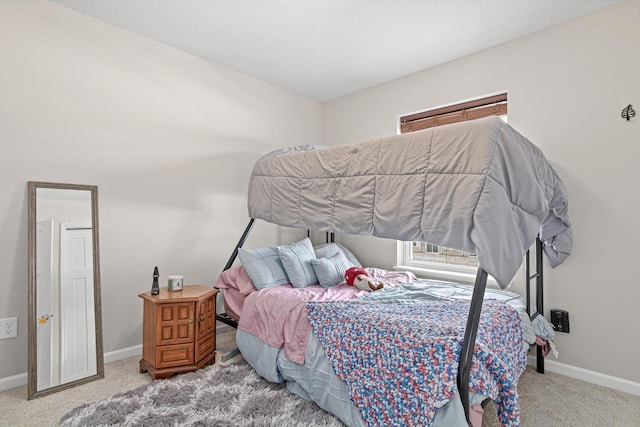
50 0 623 102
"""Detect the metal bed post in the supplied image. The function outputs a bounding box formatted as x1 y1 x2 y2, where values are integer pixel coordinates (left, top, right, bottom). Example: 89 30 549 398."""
222 218 255 272
458 267 488 426
525 237 545 374
535 237 544 373
525 251 531 317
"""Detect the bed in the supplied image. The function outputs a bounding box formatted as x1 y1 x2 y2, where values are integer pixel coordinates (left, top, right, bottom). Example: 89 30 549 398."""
215 116 571 426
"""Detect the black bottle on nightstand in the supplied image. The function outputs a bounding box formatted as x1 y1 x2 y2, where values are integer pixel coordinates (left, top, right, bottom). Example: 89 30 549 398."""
151 266 160 295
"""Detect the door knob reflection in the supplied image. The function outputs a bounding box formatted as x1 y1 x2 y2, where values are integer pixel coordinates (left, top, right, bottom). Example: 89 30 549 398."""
37 314 53 324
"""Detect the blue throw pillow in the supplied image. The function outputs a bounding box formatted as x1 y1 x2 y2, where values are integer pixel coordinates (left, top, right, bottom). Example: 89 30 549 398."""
310 251 355 288
237 246 290 290
313 242 362 268
273 238 318 288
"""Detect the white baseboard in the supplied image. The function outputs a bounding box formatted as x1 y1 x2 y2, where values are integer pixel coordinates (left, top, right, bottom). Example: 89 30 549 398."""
103 344 142 364
528 356 640 396
0 372 28 393
0 345 142 393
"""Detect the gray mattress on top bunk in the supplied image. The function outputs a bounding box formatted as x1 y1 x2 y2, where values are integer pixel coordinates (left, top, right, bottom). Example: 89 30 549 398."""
247 116 572 288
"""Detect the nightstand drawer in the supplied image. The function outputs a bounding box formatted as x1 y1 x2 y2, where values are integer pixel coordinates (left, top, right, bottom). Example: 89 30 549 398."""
156 343 194 368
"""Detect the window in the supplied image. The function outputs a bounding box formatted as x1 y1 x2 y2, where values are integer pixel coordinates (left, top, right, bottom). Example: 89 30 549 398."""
397 93 507 282
411 243 477 266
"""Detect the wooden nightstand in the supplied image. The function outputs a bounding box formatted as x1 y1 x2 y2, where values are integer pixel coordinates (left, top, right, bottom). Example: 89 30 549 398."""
138 285 219 379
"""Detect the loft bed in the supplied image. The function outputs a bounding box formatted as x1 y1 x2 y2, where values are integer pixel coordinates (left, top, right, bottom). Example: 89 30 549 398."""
215 116 571 426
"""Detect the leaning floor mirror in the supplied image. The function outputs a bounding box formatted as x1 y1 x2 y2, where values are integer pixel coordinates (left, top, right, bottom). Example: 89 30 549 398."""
27 181 104 399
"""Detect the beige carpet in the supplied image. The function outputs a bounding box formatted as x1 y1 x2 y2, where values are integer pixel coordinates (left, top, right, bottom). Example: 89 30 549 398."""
1 325 639 427
481 368 640 426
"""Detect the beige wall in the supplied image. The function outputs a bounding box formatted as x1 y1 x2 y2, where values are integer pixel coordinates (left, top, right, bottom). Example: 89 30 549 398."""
323 1 640 384
0 1 320 379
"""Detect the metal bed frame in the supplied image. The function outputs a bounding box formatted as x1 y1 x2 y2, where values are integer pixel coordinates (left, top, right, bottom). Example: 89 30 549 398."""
216 219 546 425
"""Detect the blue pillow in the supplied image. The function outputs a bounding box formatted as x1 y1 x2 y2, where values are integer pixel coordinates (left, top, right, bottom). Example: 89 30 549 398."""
313 243 362 268
273 238 318 288
310 251 355 288
237 246 290 290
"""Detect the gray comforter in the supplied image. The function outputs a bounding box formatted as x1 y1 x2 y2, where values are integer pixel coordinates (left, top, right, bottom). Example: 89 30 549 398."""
248 116 572 288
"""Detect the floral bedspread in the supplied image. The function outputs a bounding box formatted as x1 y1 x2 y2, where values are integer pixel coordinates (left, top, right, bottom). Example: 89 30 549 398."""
306 300 527 426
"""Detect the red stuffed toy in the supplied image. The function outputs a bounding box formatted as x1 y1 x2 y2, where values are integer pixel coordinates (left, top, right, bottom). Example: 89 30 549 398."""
344 267 383 291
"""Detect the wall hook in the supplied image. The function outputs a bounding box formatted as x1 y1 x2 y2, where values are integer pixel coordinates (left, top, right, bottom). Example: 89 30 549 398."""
621 104 635 121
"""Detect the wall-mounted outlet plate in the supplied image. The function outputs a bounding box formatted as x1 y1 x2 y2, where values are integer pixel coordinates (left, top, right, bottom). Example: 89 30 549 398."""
0 317 18 339
550 309 570 333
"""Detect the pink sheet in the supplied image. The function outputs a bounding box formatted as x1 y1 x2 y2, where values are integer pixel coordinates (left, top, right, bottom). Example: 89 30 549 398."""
238 268 416 364
214 265 257 296
215 266 258 320
221 288 244 321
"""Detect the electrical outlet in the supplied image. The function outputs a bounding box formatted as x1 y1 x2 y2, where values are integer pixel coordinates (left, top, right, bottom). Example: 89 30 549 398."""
550 309 570 333
0 317 18 339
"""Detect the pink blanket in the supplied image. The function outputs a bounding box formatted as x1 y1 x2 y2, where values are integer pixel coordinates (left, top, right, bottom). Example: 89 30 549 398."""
214 266 258 320
238 268 416 364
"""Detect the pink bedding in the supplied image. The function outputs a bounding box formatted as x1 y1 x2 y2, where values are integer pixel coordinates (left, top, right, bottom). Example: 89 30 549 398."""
220 288 244 321
214 265 257 320
215 265 256 296
238 268 416 364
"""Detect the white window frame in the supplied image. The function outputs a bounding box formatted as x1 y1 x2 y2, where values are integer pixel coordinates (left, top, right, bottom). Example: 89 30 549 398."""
396 241 492 285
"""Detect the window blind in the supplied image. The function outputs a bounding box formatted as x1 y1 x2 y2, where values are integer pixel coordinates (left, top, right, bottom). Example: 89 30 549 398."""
400 93 507 133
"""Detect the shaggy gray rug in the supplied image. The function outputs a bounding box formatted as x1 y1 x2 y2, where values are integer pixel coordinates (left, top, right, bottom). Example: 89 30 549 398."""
59 361 344 426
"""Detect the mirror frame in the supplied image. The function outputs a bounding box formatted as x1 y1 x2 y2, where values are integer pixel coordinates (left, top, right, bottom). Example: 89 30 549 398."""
27 181 104 399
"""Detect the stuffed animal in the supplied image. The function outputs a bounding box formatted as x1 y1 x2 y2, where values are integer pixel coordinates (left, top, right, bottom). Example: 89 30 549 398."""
344 267 384 292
